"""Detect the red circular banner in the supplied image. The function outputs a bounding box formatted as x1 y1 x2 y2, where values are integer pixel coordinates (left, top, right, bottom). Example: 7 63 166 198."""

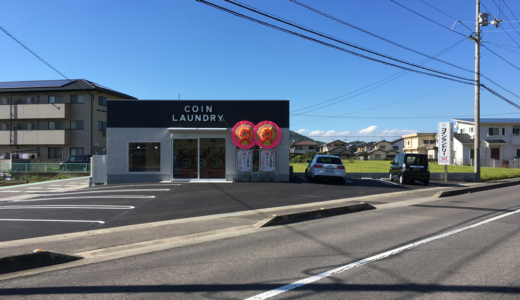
254 121 282 149
231 121 255 149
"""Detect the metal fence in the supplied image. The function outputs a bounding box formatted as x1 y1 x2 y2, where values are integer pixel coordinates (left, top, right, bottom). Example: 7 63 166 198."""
0 163 90 173
451 158 520 168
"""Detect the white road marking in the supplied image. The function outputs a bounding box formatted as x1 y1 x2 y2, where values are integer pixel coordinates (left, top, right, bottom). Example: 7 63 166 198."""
0 205 134 210
375 179 400 186
92 184 181 189
26 187 46 189
0 219 104 224
64 185 78 186
0 191 21 193
361 177 372 180
345 180 352 184
46 188 64 190
49 185 64 187
14 195 155 202
245 207 520 300
299 176 307 181
47 189 170 195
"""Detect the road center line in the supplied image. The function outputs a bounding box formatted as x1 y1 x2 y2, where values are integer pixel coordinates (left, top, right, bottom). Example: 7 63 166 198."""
0 219 104 224
245 207 520 300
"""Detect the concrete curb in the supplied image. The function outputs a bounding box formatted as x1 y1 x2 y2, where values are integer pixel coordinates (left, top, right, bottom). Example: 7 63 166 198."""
434 180 520 198
254 203 375 227
0 251 82 274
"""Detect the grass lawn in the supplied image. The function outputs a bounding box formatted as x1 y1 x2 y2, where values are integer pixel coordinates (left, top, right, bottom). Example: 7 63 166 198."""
290 160 520 182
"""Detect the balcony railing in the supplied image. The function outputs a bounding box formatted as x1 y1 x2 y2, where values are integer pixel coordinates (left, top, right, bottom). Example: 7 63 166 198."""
0 163 90 173
0 103 70 120
0 130 70 145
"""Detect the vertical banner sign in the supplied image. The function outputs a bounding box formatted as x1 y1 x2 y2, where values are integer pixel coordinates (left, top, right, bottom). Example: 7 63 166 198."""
438 122 453 165
236 149 253 172
259 149 276 172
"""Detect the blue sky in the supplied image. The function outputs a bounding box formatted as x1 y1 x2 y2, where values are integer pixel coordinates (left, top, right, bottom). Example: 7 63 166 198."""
2 0 520 143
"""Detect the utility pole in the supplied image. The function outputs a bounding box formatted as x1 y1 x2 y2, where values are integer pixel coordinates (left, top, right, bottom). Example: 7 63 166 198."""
474 0 481 182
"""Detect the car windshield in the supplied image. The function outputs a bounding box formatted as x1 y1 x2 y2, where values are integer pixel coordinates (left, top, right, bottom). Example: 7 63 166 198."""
316 157 342 164
68 157 76 162
405 155 427 166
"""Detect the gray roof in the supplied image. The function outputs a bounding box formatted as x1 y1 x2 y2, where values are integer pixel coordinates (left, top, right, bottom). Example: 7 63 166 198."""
454 133 473 144
485 140 507 144
453 118 520 124
0 79 136 99
390 137 404 144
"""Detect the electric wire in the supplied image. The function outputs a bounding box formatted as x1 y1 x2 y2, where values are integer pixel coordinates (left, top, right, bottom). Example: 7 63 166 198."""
483 41 520 48
492 0 520 39
0 25 100 97
481 0 520 47
289 0 474 75
482 43 520 71
297 111 520 119
196 0 520 120
502 0 520 32
486 42 520 54
389 0 468 37
290 38 466 116
222 0 475 83
419 0 475 33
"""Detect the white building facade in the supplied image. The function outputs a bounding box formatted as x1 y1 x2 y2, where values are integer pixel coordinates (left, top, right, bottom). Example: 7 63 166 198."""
452 118 520 164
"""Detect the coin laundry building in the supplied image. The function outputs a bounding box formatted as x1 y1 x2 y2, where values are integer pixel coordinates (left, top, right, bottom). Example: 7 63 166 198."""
106 100 290 184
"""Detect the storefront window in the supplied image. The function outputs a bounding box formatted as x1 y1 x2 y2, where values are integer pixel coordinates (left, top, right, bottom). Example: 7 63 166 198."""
129 142 161 172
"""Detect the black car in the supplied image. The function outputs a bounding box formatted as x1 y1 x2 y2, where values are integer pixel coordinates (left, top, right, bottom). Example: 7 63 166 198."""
60 155 92 172
389 153 430 185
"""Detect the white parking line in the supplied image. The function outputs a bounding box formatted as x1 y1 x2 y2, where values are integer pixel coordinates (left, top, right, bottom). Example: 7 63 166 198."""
345 180 352 184
15 195 155 202
0 219 105 224
46 188 64 190
245 207 520 300
0 191 21 193
375 179 400 186
299 176 307 181
53 189 170 195
0 205 134 210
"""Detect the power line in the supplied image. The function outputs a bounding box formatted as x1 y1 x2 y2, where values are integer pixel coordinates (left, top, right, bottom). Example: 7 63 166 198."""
222 0 475 83
492 0 520 38
485 42 520 54
289 0 474 75
390 0 468 37
419 0 475 33
391 0 520 75
502 0 520 31
297 111 520 119
483 41 520 48
481 0 520 47
290 38 466 116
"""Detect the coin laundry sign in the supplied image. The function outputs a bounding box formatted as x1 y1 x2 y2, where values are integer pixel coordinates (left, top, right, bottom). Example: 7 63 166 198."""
172 106 224 122
438 122 453 165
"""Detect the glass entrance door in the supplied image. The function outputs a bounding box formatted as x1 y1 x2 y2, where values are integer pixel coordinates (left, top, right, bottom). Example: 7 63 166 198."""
172 137 226 180
173 139 198 179
200 138 226 178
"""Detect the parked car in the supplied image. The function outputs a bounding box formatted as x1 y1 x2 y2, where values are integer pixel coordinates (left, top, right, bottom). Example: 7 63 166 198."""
305 155 346 184
60 155 92 172
389 153 430 185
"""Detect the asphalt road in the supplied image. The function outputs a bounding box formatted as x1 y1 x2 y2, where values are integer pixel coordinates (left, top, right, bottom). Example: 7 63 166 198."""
1 185 518 299
0 177 460 241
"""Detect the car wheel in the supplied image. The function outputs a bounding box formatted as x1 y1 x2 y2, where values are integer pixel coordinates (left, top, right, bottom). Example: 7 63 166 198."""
399 174 405 184
423 180 429 186
389 173 393 182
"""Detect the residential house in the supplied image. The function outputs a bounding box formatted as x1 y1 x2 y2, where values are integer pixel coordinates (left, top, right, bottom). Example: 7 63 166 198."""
366 140 398 160
290 140 318 155
452 118 520 163
402 133 437 158
390 137 404 153
317 140 352 157
0 79 136 160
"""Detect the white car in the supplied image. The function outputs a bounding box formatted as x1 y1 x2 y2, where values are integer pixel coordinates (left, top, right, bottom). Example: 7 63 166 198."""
305 155 346 184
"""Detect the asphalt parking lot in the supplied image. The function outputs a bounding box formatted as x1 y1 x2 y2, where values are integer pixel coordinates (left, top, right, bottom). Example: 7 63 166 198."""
0 176 462 242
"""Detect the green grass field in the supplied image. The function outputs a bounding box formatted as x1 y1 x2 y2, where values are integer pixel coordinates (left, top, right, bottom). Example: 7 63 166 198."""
290 160 520 182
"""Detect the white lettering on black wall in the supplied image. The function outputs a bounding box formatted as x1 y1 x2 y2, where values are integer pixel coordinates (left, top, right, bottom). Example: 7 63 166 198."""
172 106 224 123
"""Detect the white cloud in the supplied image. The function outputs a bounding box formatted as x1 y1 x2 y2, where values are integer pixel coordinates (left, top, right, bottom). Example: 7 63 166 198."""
381 129 418 136
358 125 377 134
296 129 309 135
308 130 350 137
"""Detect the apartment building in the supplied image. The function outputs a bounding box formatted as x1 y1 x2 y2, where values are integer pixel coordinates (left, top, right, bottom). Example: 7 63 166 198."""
0 79 136 160
402 133 437 158
290 141 318 155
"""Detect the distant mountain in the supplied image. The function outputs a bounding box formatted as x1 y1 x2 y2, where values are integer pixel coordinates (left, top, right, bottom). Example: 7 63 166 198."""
289 130 324 144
